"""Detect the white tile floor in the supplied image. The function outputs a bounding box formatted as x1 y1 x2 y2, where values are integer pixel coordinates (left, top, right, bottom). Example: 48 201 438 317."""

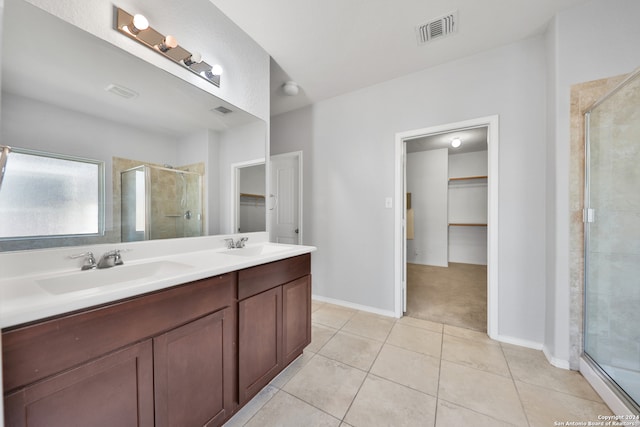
224 301 612 427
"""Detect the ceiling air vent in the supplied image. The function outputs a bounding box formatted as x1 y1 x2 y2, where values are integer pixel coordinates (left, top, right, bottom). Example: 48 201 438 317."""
416 11 458 45
104 83 138 99
212 106 233 115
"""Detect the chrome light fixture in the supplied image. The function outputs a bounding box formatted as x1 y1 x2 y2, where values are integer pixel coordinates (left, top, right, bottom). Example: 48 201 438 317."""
115 8 223 87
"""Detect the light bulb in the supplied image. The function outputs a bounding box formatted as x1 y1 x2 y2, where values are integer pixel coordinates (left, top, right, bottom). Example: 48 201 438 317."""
451 138 462 148
129 14 149 34
183 51 202 66
189 52 202 64
211 64 224 76
158 35 178 52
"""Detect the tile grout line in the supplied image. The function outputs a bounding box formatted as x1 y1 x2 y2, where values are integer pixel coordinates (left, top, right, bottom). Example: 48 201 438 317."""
237 386 280 427
499 342 532 427
239 303 341 426
279 389 343 424
308 307 370 423
333 310 396 423
433 322 445 427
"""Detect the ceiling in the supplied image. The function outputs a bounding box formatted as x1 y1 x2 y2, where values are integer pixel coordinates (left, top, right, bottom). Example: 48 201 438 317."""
406 127 487 154
209 0 589 116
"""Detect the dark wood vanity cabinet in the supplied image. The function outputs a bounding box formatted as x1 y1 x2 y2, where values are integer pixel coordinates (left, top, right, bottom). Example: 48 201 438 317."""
4 340 155 427
2 273 236 427
237 254 311 404
2 253 312 426
154 308 234 427
282 275 312 365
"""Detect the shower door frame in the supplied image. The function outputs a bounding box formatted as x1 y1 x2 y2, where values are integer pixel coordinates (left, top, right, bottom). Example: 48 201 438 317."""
581 67 640 415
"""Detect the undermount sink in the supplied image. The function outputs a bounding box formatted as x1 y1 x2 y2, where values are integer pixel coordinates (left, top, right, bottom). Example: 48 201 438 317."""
37 261 194 295
221 244 290 257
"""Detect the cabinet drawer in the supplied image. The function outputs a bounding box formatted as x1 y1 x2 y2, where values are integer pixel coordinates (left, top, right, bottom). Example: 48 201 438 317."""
238 254 310 300
2 272 236 392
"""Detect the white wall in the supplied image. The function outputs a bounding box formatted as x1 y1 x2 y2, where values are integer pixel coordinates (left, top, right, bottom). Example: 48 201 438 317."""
240 164 266 195
177 130 209 228
217 120 267 234
448 151 488 265
272 35 548 343
271 107 314 247
545 0 640 367
406 149 448 267
449 151 488 178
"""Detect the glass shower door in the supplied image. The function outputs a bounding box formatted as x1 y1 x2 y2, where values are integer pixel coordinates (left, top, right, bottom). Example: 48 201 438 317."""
584 69 640 408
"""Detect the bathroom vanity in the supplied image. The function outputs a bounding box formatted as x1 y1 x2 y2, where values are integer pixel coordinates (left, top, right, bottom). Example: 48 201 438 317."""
1 238 314 427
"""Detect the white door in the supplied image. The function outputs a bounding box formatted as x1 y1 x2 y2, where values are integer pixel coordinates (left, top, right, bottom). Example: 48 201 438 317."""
270 153 300 244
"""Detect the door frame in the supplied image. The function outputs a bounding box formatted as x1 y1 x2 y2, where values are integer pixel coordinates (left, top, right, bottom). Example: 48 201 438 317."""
269 151 304 244
394 115 499 339
230 158 265 234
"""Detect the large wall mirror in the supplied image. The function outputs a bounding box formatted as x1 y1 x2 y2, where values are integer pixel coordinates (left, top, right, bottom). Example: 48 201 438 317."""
0 0 267 252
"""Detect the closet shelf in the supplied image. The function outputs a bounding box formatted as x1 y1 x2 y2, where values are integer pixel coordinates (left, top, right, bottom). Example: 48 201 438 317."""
240 193 265 199
448 175 488 182
448 223 487 227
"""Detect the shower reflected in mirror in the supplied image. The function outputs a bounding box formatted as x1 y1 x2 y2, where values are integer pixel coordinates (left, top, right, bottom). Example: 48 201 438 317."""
121 164 204 241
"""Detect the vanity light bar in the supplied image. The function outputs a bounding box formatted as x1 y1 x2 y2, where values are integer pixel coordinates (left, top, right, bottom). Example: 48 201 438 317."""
115 8 221 87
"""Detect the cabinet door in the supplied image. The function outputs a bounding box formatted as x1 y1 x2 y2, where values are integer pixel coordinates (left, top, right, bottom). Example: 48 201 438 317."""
4 340 153 427
238 286 282 404
154 308 234 427
282 275 312 365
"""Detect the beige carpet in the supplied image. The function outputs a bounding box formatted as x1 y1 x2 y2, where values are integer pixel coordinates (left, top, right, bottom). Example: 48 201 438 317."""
405 262 487 332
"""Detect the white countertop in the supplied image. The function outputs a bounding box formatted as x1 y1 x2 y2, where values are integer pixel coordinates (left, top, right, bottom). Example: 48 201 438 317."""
0 233 316 329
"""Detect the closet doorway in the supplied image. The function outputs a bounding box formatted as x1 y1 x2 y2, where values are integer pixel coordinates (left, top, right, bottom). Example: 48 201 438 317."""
394 116 499 337
405 128 488 331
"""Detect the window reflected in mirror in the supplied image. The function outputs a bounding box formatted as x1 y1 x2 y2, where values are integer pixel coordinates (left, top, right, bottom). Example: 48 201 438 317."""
0 148 104 239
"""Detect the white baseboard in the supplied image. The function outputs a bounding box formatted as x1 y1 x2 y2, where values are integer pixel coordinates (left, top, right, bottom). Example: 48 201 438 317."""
492 333 543 351
312 297 569 372
542 346 571 370
312 295 397 318
490 334 572 370
493 334 577 371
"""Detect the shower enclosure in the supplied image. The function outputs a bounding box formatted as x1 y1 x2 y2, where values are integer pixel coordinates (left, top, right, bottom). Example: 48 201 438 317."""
121 165 203 242
584 68 640 411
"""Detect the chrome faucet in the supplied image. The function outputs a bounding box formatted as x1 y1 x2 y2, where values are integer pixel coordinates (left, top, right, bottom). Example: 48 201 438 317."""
97 249 124 269
224 237 249 249
70 251 97 270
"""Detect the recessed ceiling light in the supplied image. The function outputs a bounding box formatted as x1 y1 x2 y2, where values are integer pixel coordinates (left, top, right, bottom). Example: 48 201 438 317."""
451 138 462 148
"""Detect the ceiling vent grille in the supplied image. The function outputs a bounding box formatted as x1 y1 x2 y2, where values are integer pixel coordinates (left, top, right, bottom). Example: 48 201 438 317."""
104 84 139 99
212 106 233 115
416 11 458 45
